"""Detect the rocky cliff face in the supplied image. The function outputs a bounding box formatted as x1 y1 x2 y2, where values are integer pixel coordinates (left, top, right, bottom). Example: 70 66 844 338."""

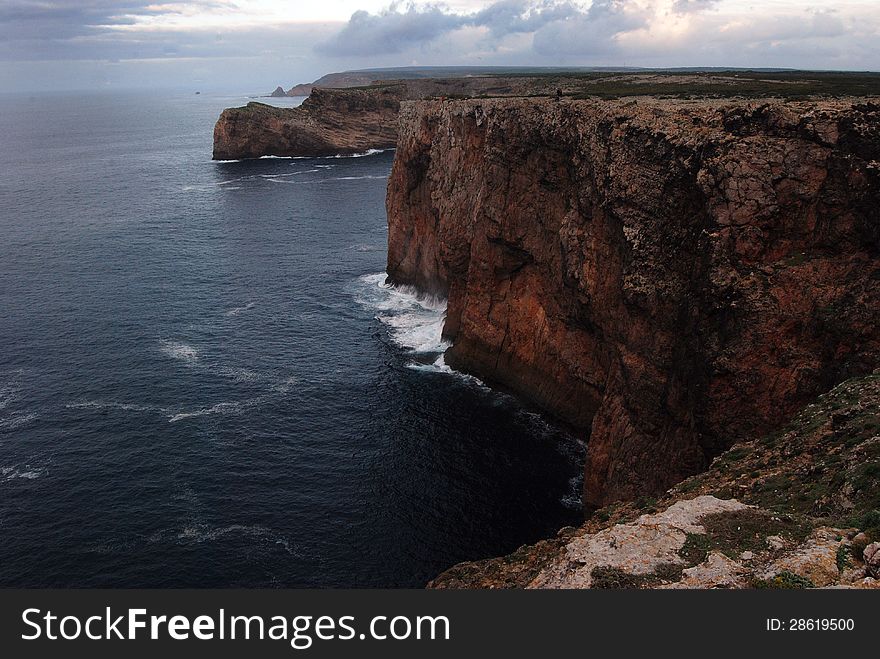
386 97 880 508
212 86 402 160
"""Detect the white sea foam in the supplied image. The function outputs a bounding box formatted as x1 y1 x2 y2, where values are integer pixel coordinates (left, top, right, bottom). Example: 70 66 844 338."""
0 370 24 411
329 175 389 181
259 169 319 179
560 473 585 510
225 301 256 316
152 523 298 555
168 395 270 423
159 340 199 363
65 401 164 414
0 412 37 431
405 355 489 388
326 148 391 159
1 465 44 481
168 401 245 423
354 273 449 354
0 386 17 411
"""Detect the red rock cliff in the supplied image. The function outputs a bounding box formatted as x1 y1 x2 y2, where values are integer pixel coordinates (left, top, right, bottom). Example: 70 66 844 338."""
212 86 402 160
386 97 880 508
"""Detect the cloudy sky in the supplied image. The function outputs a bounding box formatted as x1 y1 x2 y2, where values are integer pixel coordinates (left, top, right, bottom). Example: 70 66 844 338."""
1 0 878 92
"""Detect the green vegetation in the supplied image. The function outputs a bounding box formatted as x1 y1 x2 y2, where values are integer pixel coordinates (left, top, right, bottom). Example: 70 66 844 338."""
753 571 816 589
681 510 808 562
590 564 684 589
836 545 852 572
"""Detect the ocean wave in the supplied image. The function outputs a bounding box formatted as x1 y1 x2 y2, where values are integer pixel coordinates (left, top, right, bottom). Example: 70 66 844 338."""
1 465 44 481
354 273 449 354
0 370 24 411
0 386 18 411
263 171 321 183
0 412 37 432
159 339 199 363
405 354 488 387
90 524 299 557
167 395 270 423
225 301 256 316
326 148 392 159
324 175 389 182
215 149 391 164
561 473 584 510
147 523 299 555
66 400 164 414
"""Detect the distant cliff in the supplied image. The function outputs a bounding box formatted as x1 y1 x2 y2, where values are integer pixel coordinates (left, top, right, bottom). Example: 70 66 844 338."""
213 75 581 160
212 86 402 160
386 97 880 508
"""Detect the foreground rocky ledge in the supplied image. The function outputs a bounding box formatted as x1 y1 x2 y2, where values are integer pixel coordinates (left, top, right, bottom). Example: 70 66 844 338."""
387 96 880 508
431 375 880 589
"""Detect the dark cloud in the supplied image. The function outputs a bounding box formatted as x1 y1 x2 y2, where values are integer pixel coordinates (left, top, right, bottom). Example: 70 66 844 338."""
471 0 582 37
315 4 468 56
0 1 235 60
316 0 593 56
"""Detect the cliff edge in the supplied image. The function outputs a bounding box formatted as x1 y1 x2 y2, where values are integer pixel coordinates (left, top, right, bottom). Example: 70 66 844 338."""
386 97 880 508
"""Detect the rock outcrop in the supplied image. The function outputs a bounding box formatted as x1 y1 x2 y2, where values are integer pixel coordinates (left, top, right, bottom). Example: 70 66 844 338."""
214 75 580 160
212 86 402 160
430 374 880 588
386 97 880 508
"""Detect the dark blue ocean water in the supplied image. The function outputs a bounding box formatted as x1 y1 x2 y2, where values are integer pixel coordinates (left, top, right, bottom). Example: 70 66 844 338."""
0 90 583 587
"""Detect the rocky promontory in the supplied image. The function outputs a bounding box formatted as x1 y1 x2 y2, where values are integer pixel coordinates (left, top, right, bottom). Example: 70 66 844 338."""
212 74 573 160
212 85 403 160
386 96 880 510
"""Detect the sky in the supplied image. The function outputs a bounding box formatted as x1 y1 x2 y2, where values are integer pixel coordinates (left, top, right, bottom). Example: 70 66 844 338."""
0 0 878 92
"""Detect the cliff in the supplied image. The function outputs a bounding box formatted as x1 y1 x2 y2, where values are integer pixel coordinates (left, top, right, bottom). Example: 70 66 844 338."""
214 75 574 160
386 97 880 509
212 86 402 160
430 373 880 589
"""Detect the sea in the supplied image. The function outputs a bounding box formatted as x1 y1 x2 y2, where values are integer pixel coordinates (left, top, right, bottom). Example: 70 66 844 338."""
0 89 583 587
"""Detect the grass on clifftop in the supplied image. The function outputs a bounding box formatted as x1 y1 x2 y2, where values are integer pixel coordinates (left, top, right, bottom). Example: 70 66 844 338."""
664 373 880 540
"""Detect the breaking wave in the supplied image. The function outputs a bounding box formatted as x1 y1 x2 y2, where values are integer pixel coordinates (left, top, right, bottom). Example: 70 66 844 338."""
159 339 199 363
354 273 449 354
2 465 44 481
225 301 256 316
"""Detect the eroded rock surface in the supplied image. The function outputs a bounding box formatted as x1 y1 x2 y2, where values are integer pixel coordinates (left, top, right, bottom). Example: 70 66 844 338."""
212 86 402 160
387 97 880 507
529 496 749 588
